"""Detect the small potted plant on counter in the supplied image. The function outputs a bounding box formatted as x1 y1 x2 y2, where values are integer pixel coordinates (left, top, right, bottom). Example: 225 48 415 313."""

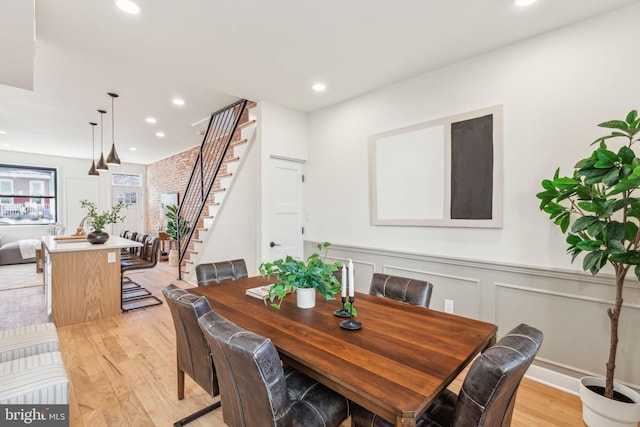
80 200 126 244
259 242 342 309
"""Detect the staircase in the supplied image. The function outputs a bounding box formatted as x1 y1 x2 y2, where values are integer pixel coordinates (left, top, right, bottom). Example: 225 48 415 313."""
175 100 257 282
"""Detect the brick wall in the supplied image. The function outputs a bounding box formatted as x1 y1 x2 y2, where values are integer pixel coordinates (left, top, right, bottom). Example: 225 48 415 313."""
145 147 199 230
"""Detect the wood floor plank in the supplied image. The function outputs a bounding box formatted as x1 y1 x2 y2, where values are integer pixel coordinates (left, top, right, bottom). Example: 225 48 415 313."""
0 261 586 426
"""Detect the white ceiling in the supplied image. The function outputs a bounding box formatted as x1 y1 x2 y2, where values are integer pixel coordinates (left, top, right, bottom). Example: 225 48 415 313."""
0 0 638 164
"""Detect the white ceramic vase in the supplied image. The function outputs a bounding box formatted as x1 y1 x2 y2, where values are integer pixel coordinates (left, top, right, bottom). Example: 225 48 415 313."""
579 376 640 427
296 287 316 309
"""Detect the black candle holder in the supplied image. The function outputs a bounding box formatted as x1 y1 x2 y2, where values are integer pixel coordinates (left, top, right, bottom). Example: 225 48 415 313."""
339 296 362 330
333 296 350 318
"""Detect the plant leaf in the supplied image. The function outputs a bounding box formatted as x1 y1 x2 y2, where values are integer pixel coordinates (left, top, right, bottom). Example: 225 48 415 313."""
598 120 629 131
571 216 599 233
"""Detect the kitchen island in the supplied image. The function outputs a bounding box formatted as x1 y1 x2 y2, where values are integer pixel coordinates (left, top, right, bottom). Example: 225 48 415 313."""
42 235 141 326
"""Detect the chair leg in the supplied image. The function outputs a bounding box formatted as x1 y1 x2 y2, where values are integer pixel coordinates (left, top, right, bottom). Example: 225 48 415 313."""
173 401 221 427
177 366 185 400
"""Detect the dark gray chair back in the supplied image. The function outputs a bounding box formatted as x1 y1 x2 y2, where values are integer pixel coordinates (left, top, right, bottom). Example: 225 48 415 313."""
162 285 218 399
195 259 248 286
369 273 433 308
198 310 286 426
350 323 543 427
198 311 348 427
452 323 543 427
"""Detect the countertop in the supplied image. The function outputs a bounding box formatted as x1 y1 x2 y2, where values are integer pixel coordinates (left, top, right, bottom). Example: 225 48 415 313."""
42 235 142 253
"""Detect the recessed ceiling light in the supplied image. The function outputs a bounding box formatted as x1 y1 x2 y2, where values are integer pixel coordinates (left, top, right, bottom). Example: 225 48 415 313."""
145 117 157 124
116 0 141 14
1 143 10 148
312 83 326 92
129 147 137 151
0 130 7 135
515 0 537 6
172 98 185 106
156 132 165 137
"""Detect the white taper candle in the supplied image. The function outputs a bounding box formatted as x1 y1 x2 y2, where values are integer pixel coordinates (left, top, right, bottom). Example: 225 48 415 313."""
341 264 347 298
348 259 355 297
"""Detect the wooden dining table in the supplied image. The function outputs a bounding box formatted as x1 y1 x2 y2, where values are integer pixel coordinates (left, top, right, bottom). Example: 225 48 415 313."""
189 276 497 427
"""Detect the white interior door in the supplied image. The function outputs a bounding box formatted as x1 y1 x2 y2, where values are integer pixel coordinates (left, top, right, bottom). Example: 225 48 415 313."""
267 158 304 261
112 187 143 236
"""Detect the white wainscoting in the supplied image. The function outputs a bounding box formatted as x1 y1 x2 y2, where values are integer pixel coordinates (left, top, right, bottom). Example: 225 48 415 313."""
308 241 640 394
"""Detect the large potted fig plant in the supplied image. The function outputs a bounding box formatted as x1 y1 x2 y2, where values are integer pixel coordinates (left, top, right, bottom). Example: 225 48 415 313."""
537 110 640 426
165 204 190 267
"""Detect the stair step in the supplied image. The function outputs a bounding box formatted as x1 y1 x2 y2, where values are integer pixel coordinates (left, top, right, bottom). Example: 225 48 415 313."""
192 239 202 244
197 228 208 233
238 120 256 130
246 101 257 110
230 138 247 147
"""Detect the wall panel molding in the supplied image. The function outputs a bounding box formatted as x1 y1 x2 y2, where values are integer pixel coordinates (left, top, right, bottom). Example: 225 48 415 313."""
306 240 640 392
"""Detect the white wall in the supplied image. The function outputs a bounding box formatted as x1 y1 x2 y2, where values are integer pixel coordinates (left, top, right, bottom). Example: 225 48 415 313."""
196 130 260 275
258 101 309 261
260 101 308 161
304 3 640 273
0 149 145 245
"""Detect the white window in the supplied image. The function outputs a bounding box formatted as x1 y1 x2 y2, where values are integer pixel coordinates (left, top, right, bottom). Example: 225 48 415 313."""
112 173 142 187
0 164 57 225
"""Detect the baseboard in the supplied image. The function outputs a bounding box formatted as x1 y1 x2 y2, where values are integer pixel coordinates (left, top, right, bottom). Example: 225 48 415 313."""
526 364 580 396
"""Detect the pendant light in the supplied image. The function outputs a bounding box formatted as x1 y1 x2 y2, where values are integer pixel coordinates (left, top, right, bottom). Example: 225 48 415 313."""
106 93 121 165
88 122 99 176
96 109 109 171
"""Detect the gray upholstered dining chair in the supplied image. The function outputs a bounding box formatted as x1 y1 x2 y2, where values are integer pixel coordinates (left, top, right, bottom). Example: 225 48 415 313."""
350 323 543 427
198 310 350 427
162 285 220 427
195 258 248 286
369 273 433 308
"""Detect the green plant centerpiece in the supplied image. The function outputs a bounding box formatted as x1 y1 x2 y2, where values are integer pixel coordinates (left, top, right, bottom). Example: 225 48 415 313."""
536 110 640 401
259 242 342 309
79 200 126 231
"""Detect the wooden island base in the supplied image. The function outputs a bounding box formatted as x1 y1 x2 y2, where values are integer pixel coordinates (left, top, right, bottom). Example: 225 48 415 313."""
42 235 141 327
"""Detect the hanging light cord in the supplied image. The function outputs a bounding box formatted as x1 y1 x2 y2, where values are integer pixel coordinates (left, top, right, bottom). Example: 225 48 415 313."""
100 111 104 150
111 96 115 144
92 125 95 158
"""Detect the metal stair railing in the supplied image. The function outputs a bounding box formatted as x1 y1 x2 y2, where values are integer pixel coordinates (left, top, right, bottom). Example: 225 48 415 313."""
176 99 248 279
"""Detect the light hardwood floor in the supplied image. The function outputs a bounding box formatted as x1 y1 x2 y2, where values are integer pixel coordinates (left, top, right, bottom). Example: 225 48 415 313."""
0 261 585 426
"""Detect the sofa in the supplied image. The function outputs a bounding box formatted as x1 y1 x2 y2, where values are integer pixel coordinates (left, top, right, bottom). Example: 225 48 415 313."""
0 322 69 404
0 239 40 266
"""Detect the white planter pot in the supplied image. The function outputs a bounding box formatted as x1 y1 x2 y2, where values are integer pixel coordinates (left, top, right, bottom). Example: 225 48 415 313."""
579 376 640 427
168 249 179 267
296 287 316 309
